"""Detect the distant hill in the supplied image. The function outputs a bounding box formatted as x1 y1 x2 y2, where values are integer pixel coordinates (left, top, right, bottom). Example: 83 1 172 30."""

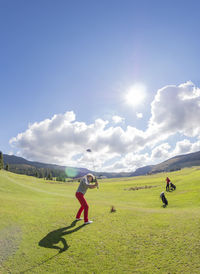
130 165 155 176
2 150 200 178
151 151 200 173
132 151 200 176
3 154 91 179
2 154 130 179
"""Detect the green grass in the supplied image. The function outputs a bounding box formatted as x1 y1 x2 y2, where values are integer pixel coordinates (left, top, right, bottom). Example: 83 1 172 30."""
0 168 200 273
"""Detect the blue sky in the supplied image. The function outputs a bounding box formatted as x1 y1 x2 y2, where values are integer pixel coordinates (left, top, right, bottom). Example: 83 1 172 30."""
1 0 200 171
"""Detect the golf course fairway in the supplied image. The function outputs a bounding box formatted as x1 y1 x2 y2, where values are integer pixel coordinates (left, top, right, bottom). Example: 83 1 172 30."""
0 168 200 273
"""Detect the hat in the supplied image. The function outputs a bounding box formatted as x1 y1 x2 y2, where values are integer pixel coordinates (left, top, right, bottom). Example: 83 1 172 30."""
86 173 95 181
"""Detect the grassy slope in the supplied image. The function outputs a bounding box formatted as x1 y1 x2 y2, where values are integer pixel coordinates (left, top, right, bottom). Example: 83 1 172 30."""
0 168 200 273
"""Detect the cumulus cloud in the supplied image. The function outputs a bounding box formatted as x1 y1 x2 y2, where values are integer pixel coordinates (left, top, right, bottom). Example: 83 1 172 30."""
172 139 200 156
149 81 200 137
102 152 150 172
136 112 143 119
150 138 200 162
112 115 125 124
10 111 146 168
172 139 192 155
10 111 94 165
10 81 200 171
151 143 171 159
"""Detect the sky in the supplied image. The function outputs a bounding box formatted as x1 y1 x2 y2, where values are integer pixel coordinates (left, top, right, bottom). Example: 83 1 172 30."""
1 0 200 172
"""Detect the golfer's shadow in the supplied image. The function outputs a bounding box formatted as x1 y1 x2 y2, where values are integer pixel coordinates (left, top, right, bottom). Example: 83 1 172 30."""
38 220 85 253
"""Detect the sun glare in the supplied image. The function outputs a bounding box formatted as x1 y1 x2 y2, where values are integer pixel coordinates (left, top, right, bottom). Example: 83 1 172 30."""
125 83 146 106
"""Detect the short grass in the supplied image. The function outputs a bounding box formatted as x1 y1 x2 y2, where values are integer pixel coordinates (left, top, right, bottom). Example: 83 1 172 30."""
0 168 200 273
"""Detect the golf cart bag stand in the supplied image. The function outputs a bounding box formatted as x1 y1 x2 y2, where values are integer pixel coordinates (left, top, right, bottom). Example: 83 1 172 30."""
170 182 176 190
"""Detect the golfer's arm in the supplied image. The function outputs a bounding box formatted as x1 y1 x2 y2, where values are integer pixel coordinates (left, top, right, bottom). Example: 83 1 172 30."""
88 182 98 189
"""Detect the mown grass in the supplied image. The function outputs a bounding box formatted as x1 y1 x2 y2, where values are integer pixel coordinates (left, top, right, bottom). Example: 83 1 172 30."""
0 168 200 273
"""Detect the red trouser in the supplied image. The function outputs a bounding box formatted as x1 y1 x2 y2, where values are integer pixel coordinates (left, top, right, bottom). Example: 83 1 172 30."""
75 192 89 222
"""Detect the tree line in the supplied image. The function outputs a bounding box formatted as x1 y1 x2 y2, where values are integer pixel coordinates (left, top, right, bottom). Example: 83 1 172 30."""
0 152 66 181
0 152 4 170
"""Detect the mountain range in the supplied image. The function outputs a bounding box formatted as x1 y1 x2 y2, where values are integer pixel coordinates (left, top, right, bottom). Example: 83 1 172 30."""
130 150 200 176
2 150 200 178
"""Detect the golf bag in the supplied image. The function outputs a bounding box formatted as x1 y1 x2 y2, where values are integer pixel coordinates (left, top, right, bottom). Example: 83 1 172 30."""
170 182 176 191
160 192 168 207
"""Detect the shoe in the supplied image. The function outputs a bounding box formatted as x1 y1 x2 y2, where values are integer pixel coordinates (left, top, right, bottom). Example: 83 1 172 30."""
76 218 83 221
84 220 93 225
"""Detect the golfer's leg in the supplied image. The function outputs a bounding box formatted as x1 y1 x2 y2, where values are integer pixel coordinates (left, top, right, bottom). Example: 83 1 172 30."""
84 203 89 223
76 192 84 219
76 205 84 219
76 192 89 222
81 196 89 222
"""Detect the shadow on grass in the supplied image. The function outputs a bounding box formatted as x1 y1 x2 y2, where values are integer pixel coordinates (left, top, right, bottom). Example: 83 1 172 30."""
21 220 85 273
20 253 59 274
38 220 85 253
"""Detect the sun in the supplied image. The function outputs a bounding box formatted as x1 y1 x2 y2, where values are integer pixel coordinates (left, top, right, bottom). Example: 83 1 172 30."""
125 83 146 106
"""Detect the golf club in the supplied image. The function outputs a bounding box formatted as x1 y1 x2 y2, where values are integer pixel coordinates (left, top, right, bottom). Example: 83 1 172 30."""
86 149 99 189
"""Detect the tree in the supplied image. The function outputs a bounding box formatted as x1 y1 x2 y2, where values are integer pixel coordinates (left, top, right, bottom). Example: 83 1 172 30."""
35 170 40 178
5 164 9 171
37 169 44 178
0 152 4 170
56 176 66 182
46 171 53 180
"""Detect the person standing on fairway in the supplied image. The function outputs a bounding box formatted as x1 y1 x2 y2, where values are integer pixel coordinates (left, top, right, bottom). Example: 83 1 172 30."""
75 173 98 225
166 177 171 191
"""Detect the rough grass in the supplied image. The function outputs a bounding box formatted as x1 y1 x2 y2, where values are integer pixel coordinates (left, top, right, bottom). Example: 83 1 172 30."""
0 168 200 273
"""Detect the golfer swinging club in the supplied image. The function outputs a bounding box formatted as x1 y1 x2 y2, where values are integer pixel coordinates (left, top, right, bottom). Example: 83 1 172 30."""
75 173 98 224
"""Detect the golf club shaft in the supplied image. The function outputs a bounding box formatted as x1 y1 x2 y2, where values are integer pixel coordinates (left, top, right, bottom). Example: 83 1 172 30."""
92 159 99 189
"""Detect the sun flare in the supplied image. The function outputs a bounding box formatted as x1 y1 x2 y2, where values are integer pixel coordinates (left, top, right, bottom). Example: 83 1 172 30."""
125 83 146 106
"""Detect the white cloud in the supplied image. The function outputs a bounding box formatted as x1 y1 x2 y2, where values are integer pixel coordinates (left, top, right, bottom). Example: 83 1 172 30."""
112 115 125 124
172 139 192 155
172 139 200 156
149 81 200 137
102 152 150 172
191 139 200 152
151 143 171 160
150 138 200 162
10 81 200 172
136 112 143 119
